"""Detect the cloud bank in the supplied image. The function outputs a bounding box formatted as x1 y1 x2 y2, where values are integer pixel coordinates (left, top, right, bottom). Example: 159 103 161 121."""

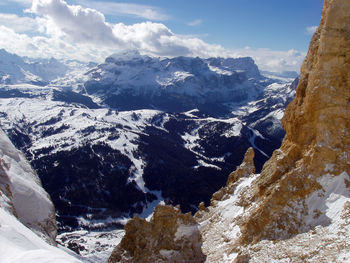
0 0 305 73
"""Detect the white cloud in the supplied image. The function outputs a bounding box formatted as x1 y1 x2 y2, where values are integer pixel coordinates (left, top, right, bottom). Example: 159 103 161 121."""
75 0 169 21
0 0 306 73
0 13 39 32
306 25 318 35
29 0 123 46
231 47 306 73
188 19 203 26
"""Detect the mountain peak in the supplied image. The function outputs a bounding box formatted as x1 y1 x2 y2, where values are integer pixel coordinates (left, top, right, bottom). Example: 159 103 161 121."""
106 50 145 63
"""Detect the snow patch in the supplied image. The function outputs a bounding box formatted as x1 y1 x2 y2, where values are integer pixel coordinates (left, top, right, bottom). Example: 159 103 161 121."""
174 223 198 241
0 209 82 263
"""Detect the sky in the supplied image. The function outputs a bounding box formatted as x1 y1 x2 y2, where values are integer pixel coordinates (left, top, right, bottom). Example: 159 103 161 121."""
0 0 323 73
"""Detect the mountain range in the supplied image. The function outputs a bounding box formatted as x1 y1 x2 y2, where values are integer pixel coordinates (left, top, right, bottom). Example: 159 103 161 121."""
0 49 296 238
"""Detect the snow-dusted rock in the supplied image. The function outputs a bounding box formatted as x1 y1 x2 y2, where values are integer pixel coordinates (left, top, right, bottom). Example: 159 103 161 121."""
107 205 205 263
196 0 350 261
84 53 265 113
0 128 57 244
0 129 84 262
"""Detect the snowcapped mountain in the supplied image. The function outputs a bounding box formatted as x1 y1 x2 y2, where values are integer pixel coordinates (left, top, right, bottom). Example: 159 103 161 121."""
0 49 88 85
0 49 297 242
83 50 266 114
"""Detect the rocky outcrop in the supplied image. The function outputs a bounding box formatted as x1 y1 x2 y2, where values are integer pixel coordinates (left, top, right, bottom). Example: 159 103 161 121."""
196 0 350 261
210 147 255 203
238 0 350 244
0 129 57 245
107 205 205 263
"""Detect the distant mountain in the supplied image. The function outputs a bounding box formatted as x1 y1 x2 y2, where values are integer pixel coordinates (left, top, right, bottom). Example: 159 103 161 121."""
0 49 70 85
83 51 265 115
0 50 297 234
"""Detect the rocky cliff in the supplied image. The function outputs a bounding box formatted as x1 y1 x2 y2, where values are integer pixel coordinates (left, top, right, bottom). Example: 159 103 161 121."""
198 0 350 261
108 0 350 262
238 0 350 244
107 205 205 263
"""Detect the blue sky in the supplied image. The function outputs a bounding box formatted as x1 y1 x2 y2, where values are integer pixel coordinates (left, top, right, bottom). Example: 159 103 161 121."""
0 0 323 72
99 0 323 51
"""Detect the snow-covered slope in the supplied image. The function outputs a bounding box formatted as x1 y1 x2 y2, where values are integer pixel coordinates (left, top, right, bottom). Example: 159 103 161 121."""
0 129 83 262
0 128 56 244
0 51 296 241
0 209 83 263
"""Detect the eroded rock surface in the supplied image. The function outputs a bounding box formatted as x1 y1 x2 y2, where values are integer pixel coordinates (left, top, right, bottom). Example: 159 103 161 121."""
196 0 350 261
239 0 350 244
107 205 205 263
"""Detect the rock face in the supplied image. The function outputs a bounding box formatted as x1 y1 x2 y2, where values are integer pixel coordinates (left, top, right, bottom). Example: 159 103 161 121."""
239 0 350 244
210 147 255 203
107 205 205 263
196 0 350 261
0 128 57 245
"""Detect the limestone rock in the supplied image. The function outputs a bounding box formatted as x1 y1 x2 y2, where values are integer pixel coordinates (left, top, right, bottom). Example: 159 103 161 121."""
197 0 350 261
238 0 350 244
210 147 255 204
107 205 205 263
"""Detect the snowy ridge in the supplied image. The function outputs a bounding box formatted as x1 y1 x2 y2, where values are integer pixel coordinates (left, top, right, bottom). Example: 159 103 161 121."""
0 128 57 244
82 52 267 113
0 129 84 262
0 209 82 263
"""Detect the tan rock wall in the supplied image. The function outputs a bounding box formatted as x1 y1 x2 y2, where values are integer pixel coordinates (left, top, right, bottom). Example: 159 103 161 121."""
238 0 350 244
108 205 205 263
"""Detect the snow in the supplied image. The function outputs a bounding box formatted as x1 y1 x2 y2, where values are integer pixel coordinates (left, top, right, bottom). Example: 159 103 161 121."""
57 229 125 263
247 127 269 158
305 171 350 227
0 129 56 242
222 122 242 137
0 209 82 263
174 223 198 241
208 64 232 76
193 160 221 170
0 128 83 263
217 174 259 219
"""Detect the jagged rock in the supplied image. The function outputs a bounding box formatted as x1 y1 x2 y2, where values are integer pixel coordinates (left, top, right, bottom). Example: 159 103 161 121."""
239 0 350 244
197 0 350 261
107 205 205 263
210 147 255 204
